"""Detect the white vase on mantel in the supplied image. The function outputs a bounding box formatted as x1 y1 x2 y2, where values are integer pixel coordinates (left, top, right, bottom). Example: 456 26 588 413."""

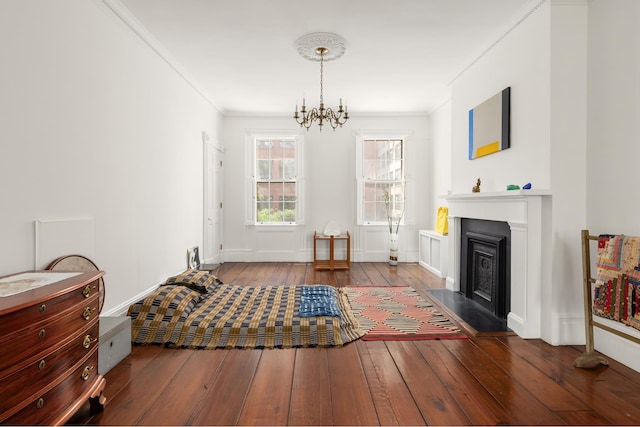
389 233 399 266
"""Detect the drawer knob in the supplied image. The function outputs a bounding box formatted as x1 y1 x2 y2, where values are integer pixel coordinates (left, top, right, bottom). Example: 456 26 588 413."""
38 359 46 370
82 306 93 320
39 304 46 313
38 329 46 339
82 284 92 298
36 398 45 409
83 334 98 349
81 365 94 381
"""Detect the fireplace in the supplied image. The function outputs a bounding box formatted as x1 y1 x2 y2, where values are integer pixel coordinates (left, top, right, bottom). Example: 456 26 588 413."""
460 218 510 320
445 190 551 338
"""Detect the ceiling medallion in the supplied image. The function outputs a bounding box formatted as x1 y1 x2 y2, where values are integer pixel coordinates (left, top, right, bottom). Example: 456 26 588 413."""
293 32 349 131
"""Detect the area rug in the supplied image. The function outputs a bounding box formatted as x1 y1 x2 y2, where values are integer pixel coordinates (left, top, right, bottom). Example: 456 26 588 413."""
345 286 467 340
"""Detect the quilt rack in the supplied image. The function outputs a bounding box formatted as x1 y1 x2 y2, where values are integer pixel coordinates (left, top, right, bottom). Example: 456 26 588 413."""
575 229 640 368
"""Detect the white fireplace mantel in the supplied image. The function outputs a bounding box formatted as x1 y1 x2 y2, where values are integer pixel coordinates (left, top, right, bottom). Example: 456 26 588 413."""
445 190 552 338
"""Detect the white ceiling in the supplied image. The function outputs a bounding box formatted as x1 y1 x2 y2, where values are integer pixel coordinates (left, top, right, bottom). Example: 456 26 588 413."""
116 0 532 115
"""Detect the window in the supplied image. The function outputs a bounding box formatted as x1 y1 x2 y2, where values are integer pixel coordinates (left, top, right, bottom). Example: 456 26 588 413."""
357 135 406 229
250 134 304 225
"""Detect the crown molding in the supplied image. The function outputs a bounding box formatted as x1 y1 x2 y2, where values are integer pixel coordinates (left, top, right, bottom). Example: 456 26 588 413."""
223 110 429 119
448 0 588 85
99 0 222 112
550 0 588 5
448 0 547 86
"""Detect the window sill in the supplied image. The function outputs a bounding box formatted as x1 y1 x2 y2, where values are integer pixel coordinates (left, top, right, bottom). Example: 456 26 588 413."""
253 224 299 232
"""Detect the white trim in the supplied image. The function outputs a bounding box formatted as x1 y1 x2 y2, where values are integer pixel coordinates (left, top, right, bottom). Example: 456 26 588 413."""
448 0 546 85
101 281 158 317
102 266 194 317
445 192 552 338
355 132 411 227
99 0 221 111
203 136 225 265
34 217 95 269
353 129 414 138
246 130 305 226
224 111 430 118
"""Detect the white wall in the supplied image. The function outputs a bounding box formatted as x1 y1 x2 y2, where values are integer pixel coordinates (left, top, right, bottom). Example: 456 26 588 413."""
429 100 452 229
587 0 640 372
220 114 429 264
447 1 592 346
451 2 551 194
547 0 588 345
0 0 218 315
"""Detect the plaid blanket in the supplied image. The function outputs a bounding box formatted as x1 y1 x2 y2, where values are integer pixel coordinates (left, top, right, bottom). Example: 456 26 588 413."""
128 284 364 349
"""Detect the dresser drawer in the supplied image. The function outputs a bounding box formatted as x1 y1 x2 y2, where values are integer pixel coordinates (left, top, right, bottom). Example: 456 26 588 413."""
0 321 99 419
2 350 101 425
0 293 100 378
0 278 101 332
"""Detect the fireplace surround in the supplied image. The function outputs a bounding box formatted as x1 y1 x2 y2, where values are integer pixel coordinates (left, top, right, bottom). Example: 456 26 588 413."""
445 190 551 338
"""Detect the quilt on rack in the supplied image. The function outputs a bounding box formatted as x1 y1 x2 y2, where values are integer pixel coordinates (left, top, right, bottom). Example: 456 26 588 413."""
593 234 640 330
128 275 364 349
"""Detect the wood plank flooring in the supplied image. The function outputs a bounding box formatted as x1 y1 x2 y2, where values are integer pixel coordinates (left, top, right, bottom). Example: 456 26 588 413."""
81 262 640 426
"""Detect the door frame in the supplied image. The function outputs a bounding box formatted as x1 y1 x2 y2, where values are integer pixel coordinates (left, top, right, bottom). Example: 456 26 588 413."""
203 132 225 264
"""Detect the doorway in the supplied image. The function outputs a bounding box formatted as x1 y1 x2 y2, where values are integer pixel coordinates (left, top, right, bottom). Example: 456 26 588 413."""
203 134 224 264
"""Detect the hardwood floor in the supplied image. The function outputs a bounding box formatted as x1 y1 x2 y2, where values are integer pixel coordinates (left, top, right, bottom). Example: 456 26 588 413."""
82 262 640 426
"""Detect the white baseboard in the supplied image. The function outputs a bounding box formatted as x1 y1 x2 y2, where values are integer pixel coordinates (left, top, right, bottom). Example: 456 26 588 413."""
101 281 163 317
223 249 418 263
552 313 585 345
594 326 640 373
507 312 526 337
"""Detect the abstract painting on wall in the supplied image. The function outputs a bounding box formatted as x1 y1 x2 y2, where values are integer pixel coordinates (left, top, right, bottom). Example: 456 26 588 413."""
468 87 510 160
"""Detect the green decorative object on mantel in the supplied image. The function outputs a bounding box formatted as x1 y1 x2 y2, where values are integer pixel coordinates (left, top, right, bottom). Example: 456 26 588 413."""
506 183 532 191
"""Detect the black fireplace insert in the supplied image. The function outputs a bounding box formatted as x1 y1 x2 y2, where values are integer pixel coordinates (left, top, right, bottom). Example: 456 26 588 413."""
460 218 511 319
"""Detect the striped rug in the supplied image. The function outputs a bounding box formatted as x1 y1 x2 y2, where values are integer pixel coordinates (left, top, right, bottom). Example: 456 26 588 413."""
345 286 467 340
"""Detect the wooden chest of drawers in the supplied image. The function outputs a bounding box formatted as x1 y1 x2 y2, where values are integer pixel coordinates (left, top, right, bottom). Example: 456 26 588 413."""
0 270 106 425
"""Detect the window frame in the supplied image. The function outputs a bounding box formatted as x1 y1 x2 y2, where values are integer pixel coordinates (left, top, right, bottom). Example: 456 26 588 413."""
356 132 410 228
246 131 305 226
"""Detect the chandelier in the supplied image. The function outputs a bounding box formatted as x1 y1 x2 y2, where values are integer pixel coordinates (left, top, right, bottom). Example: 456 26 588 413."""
293 33 349 131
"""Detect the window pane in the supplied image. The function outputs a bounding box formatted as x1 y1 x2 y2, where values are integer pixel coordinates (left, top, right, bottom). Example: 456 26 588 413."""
282 182 296 221
363 183 391 222
282 182 296 197
273 159 283 179
362 139 403 180
375 201 387 222
256 160 270 180
282 159 296 180
257 182 270 203
256 139 272 151
280 139 296 158
387 183 404 222
363 182 377 203
363 201 376 222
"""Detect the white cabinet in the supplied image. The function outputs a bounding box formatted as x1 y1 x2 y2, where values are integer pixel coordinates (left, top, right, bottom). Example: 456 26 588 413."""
418 230 448 278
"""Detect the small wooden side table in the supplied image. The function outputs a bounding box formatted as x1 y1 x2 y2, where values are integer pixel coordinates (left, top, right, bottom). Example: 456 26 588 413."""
314 231 351 270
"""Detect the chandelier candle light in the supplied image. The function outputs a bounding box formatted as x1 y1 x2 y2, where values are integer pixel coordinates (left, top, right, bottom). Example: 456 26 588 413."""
294 33 349 131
